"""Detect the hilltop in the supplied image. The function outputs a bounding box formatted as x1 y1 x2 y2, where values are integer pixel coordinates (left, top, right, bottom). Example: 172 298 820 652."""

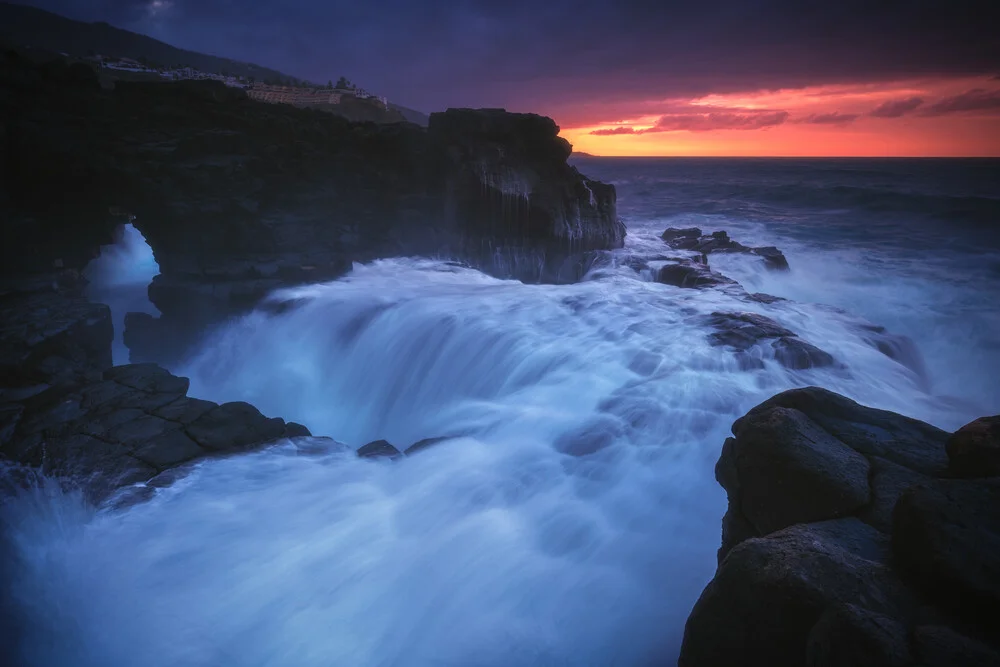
0 1 430 124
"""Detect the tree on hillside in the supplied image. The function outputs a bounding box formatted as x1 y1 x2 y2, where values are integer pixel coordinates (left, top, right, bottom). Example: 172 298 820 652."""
335 76 353 90
327 80 333 89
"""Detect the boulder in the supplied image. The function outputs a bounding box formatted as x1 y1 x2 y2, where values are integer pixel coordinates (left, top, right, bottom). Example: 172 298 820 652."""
681 388 1000 667
719 406 870 554
946 416 1000 478
892 478 1000 624
357 439 402 459
655 261 740 289
679 519 910 667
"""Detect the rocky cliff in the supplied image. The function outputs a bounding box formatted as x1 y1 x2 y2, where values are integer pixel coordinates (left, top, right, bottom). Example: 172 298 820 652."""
679 388 1000 667
1 51 621 364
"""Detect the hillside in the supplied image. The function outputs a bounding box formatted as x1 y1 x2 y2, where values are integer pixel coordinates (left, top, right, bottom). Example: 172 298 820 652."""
0 1 429 123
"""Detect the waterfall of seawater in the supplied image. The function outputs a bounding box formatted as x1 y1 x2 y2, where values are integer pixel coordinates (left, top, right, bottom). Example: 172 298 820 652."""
3 210 995 665
82 223 160 365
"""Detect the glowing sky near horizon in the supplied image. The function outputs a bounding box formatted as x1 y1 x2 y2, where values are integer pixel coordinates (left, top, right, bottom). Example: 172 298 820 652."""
559 77 1000 156
19 0 1000 156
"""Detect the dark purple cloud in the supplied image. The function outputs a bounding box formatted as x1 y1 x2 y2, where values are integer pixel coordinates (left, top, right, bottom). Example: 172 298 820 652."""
14 0 1000 120
920 88 1000 115
794 112 859 125
868 96 924 117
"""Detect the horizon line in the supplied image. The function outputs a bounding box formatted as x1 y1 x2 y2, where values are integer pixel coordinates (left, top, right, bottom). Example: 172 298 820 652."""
570 154 1000 159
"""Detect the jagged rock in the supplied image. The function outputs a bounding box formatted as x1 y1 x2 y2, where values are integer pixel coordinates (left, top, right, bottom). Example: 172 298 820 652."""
357 439 402 459
705 312 835 370
946 416 1000 478
661 227 790 270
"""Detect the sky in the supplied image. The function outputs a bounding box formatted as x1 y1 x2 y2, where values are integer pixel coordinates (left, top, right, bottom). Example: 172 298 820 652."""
20 0 1000 156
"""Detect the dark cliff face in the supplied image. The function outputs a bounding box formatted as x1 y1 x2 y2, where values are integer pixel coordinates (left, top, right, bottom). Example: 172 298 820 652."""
0 52 622 364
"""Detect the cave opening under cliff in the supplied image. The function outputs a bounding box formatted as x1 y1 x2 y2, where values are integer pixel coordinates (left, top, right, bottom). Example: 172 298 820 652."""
83 223 160 365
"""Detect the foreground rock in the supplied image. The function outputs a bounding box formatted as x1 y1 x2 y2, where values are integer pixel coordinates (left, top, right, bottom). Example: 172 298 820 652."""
2 52 623 365
705 311 836 370
0 363 308 504
661 227 789 270
680 387 1000 666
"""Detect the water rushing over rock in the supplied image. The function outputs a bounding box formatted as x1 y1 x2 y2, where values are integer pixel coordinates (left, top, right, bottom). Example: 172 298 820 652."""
2 158 998 666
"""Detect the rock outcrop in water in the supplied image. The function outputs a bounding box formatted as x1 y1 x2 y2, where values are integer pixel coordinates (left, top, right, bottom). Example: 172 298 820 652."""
661 227 790 270
705 312 836 370
0 272 308 504
679 387 1000 667
1 52 621 364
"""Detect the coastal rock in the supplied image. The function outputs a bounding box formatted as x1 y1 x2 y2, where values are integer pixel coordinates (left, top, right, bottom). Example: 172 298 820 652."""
0 288 113 386
655 260 739 289
892 478 1000 623
946 415 1000 478
0 363 307 503
680 388 999 667
705 312 836 370
661 227 790 270
2 54 624 365
357 439 402 459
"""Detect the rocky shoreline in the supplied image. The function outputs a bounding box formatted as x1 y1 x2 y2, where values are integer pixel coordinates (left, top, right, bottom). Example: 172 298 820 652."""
679 388 1000 667
2 50 998 667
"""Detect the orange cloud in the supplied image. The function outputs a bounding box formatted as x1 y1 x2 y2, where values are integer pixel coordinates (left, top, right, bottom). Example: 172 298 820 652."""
561 76 1000 156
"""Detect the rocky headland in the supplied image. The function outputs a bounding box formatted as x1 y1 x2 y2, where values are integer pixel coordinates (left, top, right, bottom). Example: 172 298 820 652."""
1 51 622 366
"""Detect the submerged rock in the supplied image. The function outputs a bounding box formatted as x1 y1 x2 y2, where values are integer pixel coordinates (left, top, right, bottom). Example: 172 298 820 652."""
680 387 999 667
357 439 402 459
705 312 836 370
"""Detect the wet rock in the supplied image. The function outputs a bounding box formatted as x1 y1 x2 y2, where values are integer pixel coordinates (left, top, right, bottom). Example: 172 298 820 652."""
705 312 835 371
681 387 1000 667
912 625 1000 667
660 227 790 270
859 324 930 387
404 436 450 456
946 415 1000 478
747 292 787 304
679 519 909 667
186 402 288 452
720 406 870 553
0 290 113 385
806 603 913 667
892 477 1000 624
357 439 402 459
655 261 739 289
772 336 836 369
1 363 303 502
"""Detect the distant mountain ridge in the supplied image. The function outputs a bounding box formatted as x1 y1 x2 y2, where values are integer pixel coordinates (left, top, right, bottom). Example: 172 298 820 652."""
0 1 430 124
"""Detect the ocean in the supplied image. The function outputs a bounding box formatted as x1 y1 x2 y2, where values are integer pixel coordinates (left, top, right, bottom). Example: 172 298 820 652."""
4 158 1000 666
